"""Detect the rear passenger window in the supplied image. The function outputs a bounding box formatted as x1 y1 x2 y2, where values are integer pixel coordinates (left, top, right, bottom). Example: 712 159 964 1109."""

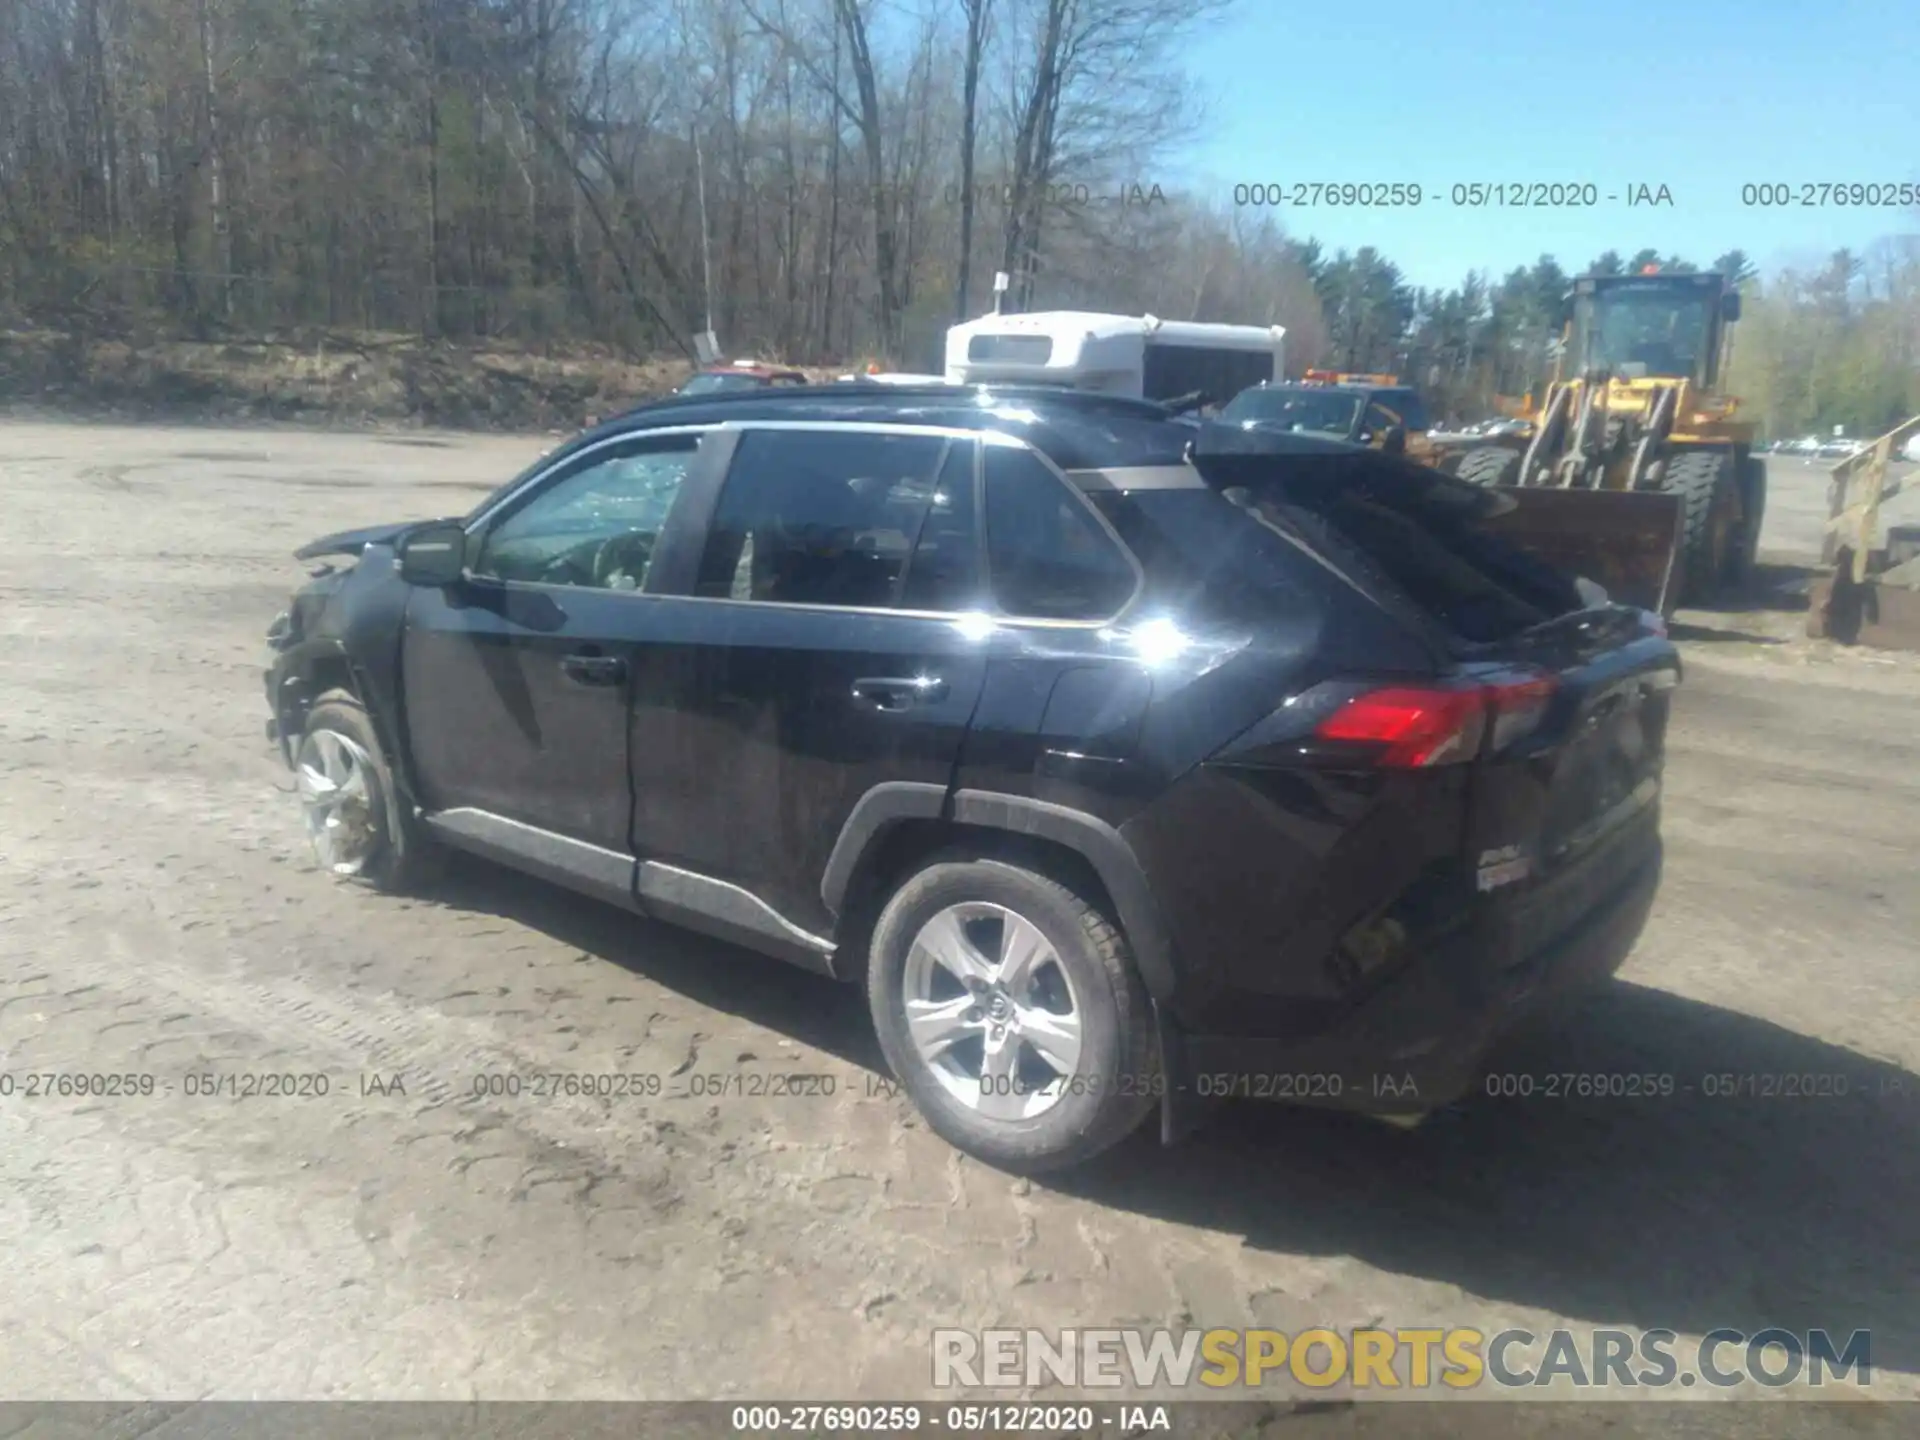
899 442 983 611
694 429 949 609
983 445 1137 620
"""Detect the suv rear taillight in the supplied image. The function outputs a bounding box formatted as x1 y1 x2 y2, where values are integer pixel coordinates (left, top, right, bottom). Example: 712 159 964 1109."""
1315 687 1486 767
1315 673 1558 768
1485 674 1556 751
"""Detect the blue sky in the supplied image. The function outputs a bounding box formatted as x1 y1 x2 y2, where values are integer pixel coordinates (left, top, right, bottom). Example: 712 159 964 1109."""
1165 0 1919 289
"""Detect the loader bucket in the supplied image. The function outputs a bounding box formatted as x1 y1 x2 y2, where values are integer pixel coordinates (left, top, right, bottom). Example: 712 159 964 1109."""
1479 489 1686 615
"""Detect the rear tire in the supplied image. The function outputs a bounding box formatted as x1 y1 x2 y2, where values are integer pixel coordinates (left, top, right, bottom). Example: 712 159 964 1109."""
1660 449 1739 604
866 854 1159 1173
1455 446 1521 488
296 689 442 894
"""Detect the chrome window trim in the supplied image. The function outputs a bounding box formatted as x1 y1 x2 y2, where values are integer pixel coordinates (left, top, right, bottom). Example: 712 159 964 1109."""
1064 463 1207 492
716 419 992 441
615 591 1124 631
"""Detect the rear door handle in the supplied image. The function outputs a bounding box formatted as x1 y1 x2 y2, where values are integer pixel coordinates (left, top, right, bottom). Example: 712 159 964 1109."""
851 675 948 711
561 649 628 687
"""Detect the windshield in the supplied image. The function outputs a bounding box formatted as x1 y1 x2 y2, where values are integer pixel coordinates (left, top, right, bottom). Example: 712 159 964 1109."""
678 371 768 395
1217 388 1364 437
1570 282 1715 381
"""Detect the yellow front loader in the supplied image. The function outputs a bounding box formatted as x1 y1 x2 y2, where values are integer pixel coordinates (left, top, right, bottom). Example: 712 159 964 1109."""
1440 268 1763 614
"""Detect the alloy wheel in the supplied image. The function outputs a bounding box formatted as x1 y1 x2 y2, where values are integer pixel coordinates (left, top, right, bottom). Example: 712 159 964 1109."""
901 901 1084 1120
295 728 380 876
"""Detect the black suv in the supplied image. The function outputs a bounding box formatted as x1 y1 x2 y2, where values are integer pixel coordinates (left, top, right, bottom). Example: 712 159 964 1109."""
264 385 1678 1171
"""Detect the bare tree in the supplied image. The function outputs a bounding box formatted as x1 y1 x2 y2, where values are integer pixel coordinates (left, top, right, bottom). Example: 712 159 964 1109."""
15 0 1897 434
995 0 1229 311
954 0 993 322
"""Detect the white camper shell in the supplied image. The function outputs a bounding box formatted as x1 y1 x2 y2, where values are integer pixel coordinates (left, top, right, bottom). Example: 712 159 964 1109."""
943 311 1287 406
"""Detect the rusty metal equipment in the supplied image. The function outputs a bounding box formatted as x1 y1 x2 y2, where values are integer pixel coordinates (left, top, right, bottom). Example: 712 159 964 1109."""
1822 415 1920 579
1809 414 1920 649
1478 488 1684 617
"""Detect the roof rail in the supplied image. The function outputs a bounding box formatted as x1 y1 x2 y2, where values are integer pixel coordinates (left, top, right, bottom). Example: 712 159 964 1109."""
616 381 1185 421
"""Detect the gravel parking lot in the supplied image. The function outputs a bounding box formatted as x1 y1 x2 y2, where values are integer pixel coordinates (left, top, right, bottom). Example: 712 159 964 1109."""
1 424 1916 1418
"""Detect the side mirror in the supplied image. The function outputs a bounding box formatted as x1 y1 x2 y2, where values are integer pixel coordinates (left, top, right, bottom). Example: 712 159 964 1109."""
1721 291 1742 322
1382 425 1408 455
397 521 467 587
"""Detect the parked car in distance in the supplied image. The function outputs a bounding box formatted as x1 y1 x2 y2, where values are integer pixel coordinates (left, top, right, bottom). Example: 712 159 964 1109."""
675 360 809 395
263 385 1679 1171
1219 373 1444 462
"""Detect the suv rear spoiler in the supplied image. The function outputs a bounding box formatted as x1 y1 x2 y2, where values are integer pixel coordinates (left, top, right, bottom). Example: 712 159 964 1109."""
1187 423 1682 614
1188 422 1517 520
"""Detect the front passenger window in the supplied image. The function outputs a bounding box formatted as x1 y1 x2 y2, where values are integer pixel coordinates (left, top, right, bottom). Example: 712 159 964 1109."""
473 439 696 590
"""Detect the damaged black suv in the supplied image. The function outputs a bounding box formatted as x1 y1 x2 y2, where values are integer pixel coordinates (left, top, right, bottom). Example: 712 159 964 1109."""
264 385 1678 1170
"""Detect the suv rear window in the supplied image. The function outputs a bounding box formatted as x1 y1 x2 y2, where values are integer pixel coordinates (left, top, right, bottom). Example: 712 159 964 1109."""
1199 450 1578 643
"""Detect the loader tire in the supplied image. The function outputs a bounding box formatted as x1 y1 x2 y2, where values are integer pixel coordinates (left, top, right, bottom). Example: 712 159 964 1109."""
1661 449 1739 604
1455 446 1521 488
1735 456 1768 585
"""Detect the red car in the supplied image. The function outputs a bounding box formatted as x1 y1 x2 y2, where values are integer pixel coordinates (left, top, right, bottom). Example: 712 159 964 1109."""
675 361 809 396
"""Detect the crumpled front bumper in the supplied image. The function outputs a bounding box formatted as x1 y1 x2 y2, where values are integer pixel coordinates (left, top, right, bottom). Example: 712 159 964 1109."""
263 617 296 765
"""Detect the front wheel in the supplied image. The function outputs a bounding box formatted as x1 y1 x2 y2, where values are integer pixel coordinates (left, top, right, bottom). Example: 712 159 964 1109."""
1661 450 1740 604
866 855 1160 1172
294 689 441 893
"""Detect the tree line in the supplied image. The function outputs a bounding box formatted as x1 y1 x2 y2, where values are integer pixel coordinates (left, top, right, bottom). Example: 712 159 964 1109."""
1304 243 1920 440
2 0 1914 436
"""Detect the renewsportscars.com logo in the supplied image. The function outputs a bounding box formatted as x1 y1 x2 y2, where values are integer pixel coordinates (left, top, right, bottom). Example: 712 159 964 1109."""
931 1327 1873 1392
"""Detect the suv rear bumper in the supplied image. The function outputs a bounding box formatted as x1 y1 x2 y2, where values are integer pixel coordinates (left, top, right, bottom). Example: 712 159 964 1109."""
1162 832 1661 1126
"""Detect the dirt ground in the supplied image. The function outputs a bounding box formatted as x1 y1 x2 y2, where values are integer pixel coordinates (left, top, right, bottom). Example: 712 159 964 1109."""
0 422 1916 1424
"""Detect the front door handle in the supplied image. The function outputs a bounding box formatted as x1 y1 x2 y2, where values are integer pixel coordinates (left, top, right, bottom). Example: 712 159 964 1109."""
561 648 627 687
851 675 948 711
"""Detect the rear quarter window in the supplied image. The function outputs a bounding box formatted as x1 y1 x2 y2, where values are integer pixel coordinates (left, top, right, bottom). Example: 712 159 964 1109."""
1084 487 1320 625
983 446 1137 621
